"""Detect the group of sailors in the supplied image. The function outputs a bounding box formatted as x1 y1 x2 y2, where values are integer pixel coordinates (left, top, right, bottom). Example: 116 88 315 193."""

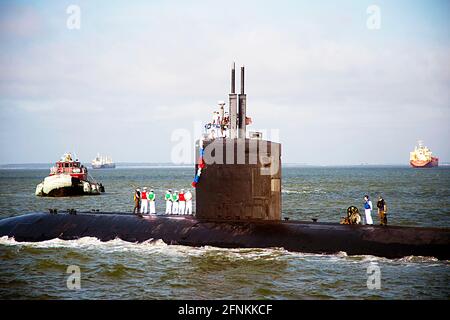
204 102 229 139
164 189 193 215
133 187 156 215
341 195 388 226
204 101 252 139
132 188 193 216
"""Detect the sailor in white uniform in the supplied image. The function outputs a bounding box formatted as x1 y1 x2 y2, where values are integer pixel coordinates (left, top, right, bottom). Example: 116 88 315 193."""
148 189 156 214
363 195 373 225
165 189 173 214
185 190 193 215
172 190 179 214
178 189 186 215
140 187 149 214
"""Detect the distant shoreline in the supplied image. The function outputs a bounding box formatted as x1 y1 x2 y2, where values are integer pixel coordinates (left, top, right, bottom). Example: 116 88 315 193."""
0 163 193 170
1 163 449 170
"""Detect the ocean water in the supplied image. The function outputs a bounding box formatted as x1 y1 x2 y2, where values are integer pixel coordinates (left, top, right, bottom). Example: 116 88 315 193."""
0 166 449 299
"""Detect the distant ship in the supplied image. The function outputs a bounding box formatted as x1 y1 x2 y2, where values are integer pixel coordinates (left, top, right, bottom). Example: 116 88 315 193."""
36 153 105 197
91 154 116 169
409 140 439 168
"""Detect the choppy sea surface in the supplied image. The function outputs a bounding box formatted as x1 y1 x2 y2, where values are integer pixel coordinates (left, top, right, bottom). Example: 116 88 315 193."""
0 166 449 299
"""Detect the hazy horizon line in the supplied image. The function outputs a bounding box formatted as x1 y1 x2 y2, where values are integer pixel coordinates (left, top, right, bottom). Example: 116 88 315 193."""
2 162 449 168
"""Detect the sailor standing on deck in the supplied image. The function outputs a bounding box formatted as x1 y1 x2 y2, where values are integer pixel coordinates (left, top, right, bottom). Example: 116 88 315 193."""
212 111 219 125
221 112 229 138
363 195 373 225
178 189 186 215
184 189 193 215
218 102 225 123
377 195 388 226
133 188 141 215
148 189 156 214
140 187 149 214
165 189 173 214
172 190 179 214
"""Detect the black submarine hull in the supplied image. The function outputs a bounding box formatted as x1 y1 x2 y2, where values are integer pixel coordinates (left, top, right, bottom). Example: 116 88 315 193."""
0 212 449 260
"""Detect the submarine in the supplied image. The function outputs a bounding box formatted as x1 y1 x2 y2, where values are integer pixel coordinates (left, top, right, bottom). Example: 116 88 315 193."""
1 65 449 260
1 212 449 260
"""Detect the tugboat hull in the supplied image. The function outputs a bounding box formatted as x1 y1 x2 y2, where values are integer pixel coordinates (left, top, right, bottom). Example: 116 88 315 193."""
0 212 449 260
410 157 439 168
35 174 102 197
44 186 94 197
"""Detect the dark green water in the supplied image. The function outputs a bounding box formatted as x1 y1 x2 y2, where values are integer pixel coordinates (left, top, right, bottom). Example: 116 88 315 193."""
0 166 449 299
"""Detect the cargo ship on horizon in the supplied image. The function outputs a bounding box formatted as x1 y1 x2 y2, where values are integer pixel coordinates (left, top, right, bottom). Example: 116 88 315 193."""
409 140 439 168
91 154 116 169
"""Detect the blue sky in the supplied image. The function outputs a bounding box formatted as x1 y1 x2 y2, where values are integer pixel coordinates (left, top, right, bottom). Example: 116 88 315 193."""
0 0 449 164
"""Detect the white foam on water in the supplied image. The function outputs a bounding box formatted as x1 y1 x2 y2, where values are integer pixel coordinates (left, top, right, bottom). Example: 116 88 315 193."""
342 253 445 265
0 236 306 260
395 255 440 264
0 236 445 264
0 236 213 258
197 246 291 261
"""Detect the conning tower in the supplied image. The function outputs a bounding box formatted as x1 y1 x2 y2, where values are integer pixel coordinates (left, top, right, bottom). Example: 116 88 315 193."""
195 64 282 221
